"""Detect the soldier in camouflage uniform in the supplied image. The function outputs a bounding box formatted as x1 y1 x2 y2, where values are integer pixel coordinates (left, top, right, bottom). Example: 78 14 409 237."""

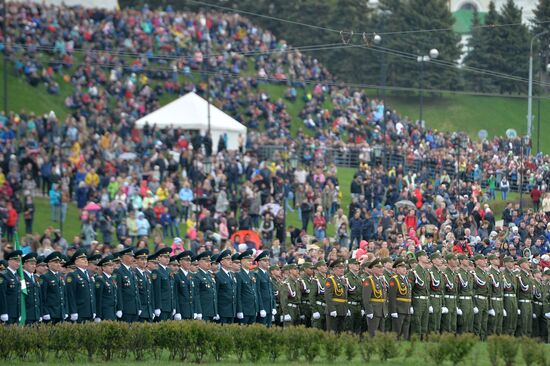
502 256 519 336
516 258 533 337
310 260 327 330
532 269 544 339
457 254 474 333
280 264 301 326
428 252 444 334
345 258 363 334
487 254 504 335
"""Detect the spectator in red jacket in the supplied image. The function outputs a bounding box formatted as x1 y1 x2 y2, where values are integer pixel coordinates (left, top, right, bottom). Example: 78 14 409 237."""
531 186 542 212
5 201 18 242
404 209 417 232
452 238 473 257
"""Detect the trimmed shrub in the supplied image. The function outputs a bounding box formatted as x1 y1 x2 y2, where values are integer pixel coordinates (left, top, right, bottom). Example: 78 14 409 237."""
487 336 500 366
341 332 358 361
302 328 323 362
521 337 545 366
209 323 235 362
374 332 400 362
499 335 520 366
448 333 477 366
323 331 342 362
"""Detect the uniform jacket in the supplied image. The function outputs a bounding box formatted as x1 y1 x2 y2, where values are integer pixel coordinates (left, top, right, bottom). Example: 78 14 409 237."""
174 268 198 319
325 274 348 316
152 265 175 312
388 274 412 314
66 268 96 318
40 270 66 319
135 268 153 320
0 269 21 321
362 275 386 317
95 273 117 320
114 264 141 315
236 268 261 316
195 268 217 317
24 271 42 322
216 268 237 318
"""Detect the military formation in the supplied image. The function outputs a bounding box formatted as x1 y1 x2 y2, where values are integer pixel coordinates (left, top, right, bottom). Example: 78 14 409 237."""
1 247 550 341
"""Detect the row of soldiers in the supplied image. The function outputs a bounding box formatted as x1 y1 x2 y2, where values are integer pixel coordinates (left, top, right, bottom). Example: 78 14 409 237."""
0 246 549 342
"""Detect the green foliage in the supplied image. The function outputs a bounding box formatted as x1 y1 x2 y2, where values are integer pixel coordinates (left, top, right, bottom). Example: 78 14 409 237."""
322 330 342 362
499 335 520 366
448 333 477 366
487 335 501 366
342 332 358 361
266 326 285 362
96 321 131 361
374 332 400 362
403 334 419 359
209 323 235 362
284 326 307 361
359 334 376 362
129 322 155 361
425 333 448 365
243 324 270 362
302 328 323 362
521 336 545 366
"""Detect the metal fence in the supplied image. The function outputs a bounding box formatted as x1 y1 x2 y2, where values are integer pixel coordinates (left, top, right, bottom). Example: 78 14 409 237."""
256 144 527 193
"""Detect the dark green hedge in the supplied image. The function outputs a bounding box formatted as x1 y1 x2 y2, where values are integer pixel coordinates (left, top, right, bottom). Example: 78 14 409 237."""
0 322 544 364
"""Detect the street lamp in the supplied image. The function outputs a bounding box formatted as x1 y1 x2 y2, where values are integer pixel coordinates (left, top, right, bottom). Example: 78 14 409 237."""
417 48 439 125
528 31 549 140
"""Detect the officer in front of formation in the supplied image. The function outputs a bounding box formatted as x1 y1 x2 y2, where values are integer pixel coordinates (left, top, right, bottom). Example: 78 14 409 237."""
325 259 349 333
0 250 23 324
22 253 42 324
216 249 237 324
174 250 200 321
65 249 96 322
254 251 276 327
40 251 66 323
195 251 218 321
134 249 154 322
236 250 262 324
152 247 175 321
95 255 117 322
388 258 412 340
114 247 141 322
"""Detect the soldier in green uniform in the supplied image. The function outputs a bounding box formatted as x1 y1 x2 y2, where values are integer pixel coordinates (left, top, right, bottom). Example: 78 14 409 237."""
428 252 444 334
310 260 327 330
409 250 431 340
389 258 412 340
502 256 519 335
516 258 533 337
255 251 276 327
95 255 117 321
363 259 387 337
174 250 200 320
134 249 154 322
195 251 218 322
325 259 349 333
236 250 262 324
152 247 175 321
345 258 363 334
0 250 23 324
542 268 550 342
457 254 474 333
487 254 504 335
35 256 48 276
114 247 141 322
65 249 96 322
381 257 394 331
472 254 490 340
441 253 459 333
281 264 301 326
216 249 237 324
531 269 544 339
87 254 102 279
298 262 314 327
22 252 42 324
40 251 66 323
270 265 283 327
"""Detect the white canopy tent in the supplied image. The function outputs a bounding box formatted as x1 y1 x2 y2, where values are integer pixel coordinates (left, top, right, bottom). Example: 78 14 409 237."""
135 92 247 152
13 0 119 10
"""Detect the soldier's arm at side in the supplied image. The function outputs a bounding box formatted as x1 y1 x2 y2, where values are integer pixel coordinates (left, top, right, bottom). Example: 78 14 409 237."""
388 278 397 314
95 279 103 319
255 273 264 313
39 275 49 317
0 273 7 316
235 273 243 314
65 273 77 315
362 278 374 315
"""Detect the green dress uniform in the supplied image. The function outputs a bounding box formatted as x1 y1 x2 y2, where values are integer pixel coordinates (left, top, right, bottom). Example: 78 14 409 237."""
23 271 42 324
543 274 550 342
135 268 154 321
174 268 198 320
0 268 21 324
255 268 276 327
487 265 504 336
298 274 313 327
152 264 176 321
503 267 519 335
66 266 96 322
345 269 363 334
95 273 117 321
195 268 218 321
428 266 444 334
115 264 142 322
441 266 459 333
272 276 283 327
325 272 349 333
280 273 301 326
472 265 490 340
363 262 387 337
40 269 66 323
457 266 474 333
532 276 544 339
216 268 237 324
383 267 394 331
516 267 533 337
409 262 430 338
236 268 261 324
388 271 412 340
310 271 327 330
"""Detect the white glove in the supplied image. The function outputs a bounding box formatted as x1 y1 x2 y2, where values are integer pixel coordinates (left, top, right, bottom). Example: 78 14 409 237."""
488 309 496 317
518 309 521 315
391 313 398 318
312 312 321 320
503 309 507 317
361 309 365 317
533 313 537 319
367 313 374 319
260 310 267 318
280 315 284 323
197 314 202 320
428 306 434 314
70 313 78 321
116 311 123 318
283 314 291 321
138 310 142 316
300 315 305 320
545 312 550 319
272 315 275 322
330 311 337 318
457 308 463 316
237 312 244 319
0 314 8 322
409 307 414 315
172 309 176 317
43 314 51 321
154 309 161 317
272 309 277 315
174 313 182 320
92 313 96 319
39 317 42 322
193 313 198 320
441 307 449 314
94 317 101 323
346 310 351 317
64 314 68 320
473 307 479 314
213 314 220 321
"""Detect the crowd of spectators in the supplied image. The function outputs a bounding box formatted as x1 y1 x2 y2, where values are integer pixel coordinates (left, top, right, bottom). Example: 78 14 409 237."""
1 3 550 269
